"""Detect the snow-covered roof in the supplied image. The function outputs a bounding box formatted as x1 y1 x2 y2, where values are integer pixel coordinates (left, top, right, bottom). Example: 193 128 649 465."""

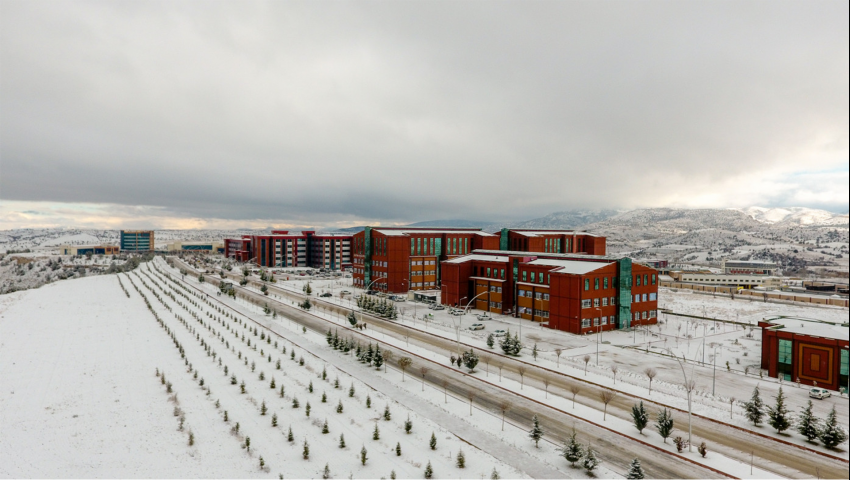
527 259 614 274
472 249 624 261
512 230 600 237
374 229 495 237
763 317 849 341
444 254 510 264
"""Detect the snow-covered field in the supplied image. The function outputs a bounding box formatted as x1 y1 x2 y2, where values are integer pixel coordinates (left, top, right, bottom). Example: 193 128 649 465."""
0 266 557 478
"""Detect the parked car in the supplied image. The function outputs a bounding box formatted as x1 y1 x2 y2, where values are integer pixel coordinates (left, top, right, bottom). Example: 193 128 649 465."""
340 290 351 295
432 304 445 310
809 387 832 399
366 290 377 295
493 329 507 337
319 292 333 298
469 323 485 331
476 313 490 321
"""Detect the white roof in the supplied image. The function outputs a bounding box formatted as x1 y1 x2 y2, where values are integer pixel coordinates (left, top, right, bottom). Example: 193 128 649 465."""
527 259 613 274
374 229 495 237
764 318 849 341
513 230 599 237
445 254 510 264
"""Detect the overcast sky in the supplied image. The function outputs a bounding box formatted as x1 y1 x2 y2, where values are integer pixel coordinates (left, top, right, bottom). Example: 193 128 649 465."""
1 0 847 230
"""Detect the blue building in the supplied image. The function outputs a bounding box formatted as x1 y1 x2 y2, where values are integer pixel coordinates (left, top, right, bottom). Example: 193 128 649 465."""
120 230 154 252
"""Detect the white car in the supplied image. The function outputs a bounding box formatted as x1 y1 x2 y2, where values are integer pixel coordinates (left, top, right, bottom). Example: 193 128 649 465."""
809 387 832 399
469 323 485 331
493 329 507 337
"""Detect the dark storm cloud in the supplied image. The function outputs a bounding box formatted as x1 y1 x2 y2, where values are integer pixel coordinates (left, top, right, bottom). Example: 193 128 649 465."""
1 0 847 226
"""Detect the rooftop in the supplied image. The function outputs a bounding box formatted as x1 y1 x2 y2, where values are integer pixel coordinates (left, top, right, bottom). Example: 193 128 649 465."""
512 230 601 237
527 258 614 274
374 229 495 237
444 254 510 264
762 316 849 341
472 249 626 262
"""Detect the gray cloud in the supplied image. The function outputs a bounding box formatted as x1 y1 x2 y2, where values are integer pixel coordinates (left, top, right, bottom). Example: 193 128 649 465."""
1 0 848 227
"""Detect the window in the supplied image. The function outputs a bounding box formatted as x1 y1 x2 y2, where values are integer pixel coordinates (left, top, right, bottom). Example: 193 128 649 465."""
649 310 657 318
642 294 647 302
610 297 616 305
584 279 590 291
581 318 591 328
542 293 549 301
651 274 656 285
594 278 599 290
601 316 608 325
547 274 550 284
530 272 535 283
487 267 492 277
602 298 608 307
634 294 640 303
522 271 527 282
644 274 648 286
581 299 591 308
778 339 793 364
593 317 600 326
649 293 657 301
642 311 647 319
593 298 600 307
603 277 608 289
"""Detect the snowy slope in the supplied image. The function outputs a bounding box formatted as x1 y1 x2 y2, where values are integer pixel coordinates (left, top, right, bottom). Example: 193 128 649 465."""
739 207 849 226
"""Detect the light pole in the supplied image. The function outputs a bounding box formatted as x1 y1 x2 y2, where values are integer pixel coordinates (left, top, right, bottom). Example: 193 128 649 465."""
712 345 719 396
669 349 695 452
359 276 387 324
593 307 602 365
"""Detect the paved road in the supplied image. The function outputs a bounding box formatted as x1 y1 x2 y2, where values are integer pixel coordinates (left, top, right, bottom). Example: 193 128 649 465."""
175 258 850 479
168 259 729 478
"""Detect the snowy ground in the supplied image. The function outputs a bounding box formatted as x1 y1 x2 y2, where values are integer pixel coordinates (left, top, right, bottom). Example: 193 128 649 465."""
0 266 569 479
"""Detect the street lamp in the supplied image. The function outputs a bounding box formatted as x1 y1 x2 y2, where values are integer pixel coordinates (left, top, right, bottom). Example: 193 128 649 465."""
669 349 695 453
593 307 602 365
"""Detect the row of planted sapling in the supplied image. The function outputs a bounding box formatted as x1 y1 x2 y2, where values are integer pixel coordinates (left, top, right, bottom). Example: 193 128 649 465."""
141 260 505 479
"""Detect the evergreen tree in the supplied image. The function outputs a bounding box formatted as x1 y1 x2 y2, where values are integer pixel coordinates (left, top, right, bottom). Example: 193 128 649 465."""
287 426 294 442
323 463 330 480
583 446 599 473
560 430 583 467
456 449 466 468
349 384 355 397
486 333 495 349
632 401 648 434
373 423 380 440
322 419 329 434
424 461 433 479
490 468 500 480
532 343 539 361
366 395 371 408
767 387 791 433
272 413 278 427
462 349 479 372
395 442 401 456
261 400 268 415
626 458 645 479
305 402 311 417
373 348 384 369
655 408 674 443
360 446 368 465
292 397 300 408
404 416 413 434
339 433 346 448
796 400 820 442
308 381 313 393
819 406 848 449
347 311 357 326
430 432 437 450
383 404 392 420
528 414 544 447
744 386 765 426
302 439 310 459
326 329 333 345
337 400 344 413
321 392 327 403
364 344 374 364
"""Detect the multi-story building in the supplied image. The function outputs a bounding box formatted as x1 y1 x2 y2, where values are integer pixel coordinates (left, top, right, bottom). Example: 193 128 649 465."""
722 260 778 275
166 241 224 253
760 317 849 391
441 250 658 334
119 230 154 252
351 227 608 294
351 227 501 293
224 231 352 269
675 271 781 288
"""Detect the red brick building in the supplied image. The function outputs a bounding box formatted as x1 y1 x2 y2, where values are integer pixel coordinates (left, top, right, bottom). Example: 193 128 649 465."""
441 250 658 334
224 231 352 269
351 228 500 293
505 230 606 255
760 318 849 392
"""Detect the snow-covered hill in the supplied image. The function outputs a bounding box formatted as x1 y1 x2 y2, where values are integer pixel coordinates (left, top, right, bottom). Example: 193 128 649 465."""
738 207 849 226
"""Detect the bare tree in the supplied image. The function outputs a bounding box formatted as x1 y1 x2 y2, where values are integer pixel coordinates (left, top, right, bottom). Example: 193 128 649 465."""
382 350 394 373
441 379 449 404
467 391 476 416
517 366 527 389
398 357 412 381
611 365 619 385
543 378 550 398
583 355 591 375
643 367 657 395
496 362 503 382
569 385 581 409
599 389 617 421
554 348 563 368
729 396 735 419
419 366 430 392
482 355 491 377
498 401 512 431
